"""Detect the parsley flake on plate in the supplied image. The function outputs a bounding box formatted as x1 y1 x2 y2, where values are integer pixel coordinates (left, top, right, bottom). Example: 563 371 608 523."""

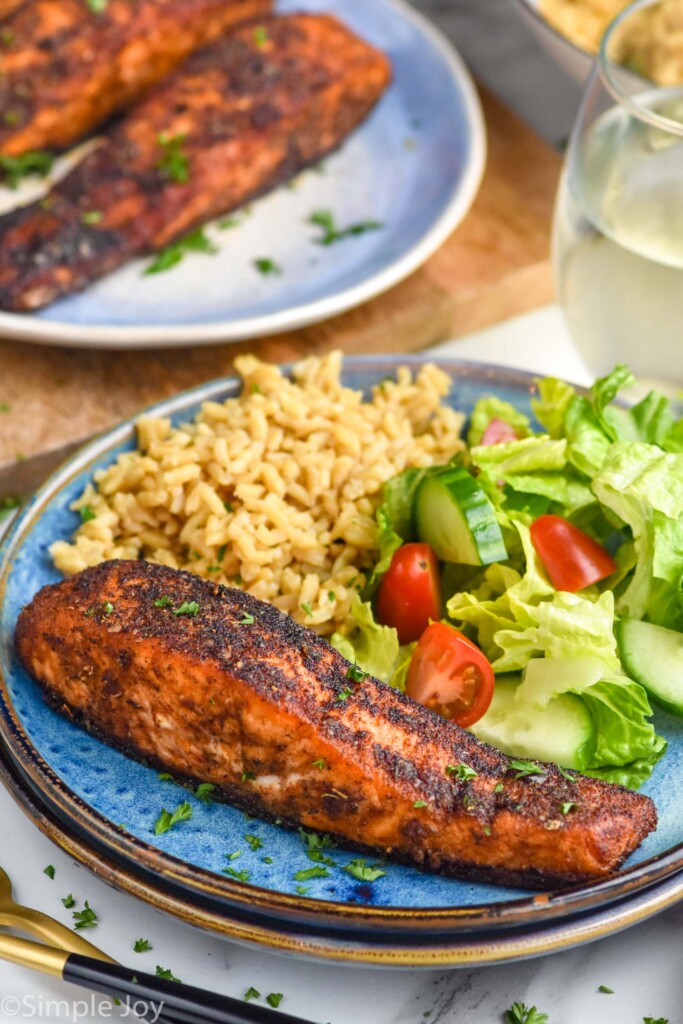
266 994 283 1009
254 257 282 276
195 783 216 803
223 867 251 882
43 865 55 880
598 985 614 994
0 150 54 189
336 688 353 702
86 0 108 13
311 758 326 770
145 227 217 275
504 1002 548 1024
244 833 263 852
154 800 192 835
293 865 330 882
300 601 313 617
133 939 152 953
62 894 75 909
446 763 477 781
79 506 97 523
643 1019 668 1024
413 800 427 809
345 664 366 683
240 613 255 625
560 801 577 815
173 601 199 617
309 209 383 246
244 987 260 1002
508 759 545 779
155 966 181 983
157 132 189 183
72 901 98 931
343 859 386 882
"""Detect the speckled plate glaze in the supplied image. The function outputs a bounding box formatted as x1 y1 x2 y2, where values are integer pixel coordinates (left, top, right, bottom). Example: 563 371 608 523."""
1 358 683 966
0 0 485 350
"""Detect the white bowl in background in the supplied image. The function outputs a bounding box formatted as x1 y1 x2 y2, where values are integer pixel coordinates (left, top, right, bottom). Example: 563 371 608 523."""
512 0 595 83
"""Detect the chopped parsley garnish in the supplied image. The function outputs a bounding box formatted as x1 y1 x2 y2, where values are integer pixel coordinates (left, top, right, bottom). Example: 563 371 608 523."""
557 766 577 782
154 596 172 608
43 865 55 880
598 985 614 994
327 591 335 602
62 894 75 908
227 851 242 861
504 1002 549 1024
494 782 504 793
446 763 477 781
483 825 492 836
300 601 313 617
266 994 283 1009
155 966 181 983
244 833 263 852
311 758 326 770
153 800 193 835
0 402 9 412
86 0 108 13
242 771 256 782
207 544 228 571
0 150 55 189
293 865 330 882
223 866 251 882
262 856 273 864
463 794 476 810
295 885 310 895
157 132 190 183
81 210 102 225
254 257 282 276
133 939 152 953
509 759 545 779
0 496 21 519
79 505 96 523
309 209 383 246
173 600 199 617
240 613 255 625
1 29 15 44
73 901 98 931
343 859 386 882
145 227 217 275
413 800 427 809
299 828 336 852
195 783 216 803
158 771 174 781
643 1019 668 1024
253 26 269 47
336 688 353 702
102 601 114 615
560 802 577 815
3 111 20 125
244 987 260 1001
345 664 366 683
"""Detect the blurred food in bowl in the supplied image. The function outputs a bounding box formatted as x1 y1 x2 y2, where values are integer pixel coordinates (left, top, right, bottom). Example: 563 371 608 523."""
541 0 627 54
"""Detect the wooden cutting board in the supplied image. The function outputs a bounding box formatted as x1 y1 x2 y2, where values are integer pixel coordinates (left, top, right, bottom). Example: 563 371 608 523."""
0 88 561 473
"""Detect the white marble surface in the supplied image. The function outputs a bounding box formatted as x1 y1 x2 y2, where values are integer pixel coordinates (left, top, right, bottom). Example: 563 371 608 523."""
1 307 680 1024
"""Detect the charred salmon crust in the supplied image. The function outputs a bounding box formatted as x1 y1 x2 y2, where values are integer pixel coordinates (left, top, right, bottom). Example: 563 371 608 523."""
15 560 657 890
0 0 273 158
0 13 392 312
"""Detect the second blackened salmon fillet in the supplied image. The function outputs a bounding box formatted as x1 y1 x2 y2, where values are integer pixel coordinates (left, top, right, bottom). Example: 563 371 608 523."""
15 560 657 890
0 0 273 158
0 13 392 311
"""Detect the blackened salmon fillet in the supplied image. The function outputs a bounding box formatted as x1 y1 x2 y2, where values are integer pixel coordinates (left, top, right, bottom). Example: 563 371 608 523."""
14 560 657 890
0 0 273 158
0 13 391 311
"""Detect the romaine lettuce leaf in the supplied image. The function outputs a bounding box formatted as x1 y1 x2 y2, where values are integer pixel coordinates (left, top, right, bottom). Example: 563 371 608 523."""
330 596 413 689
467 396 532 447
592 442 683 630
531 376 576 438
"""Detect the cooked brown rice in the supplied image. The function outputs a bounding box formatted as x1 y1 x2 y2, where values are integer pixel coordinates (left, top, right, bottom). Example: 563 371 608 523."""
50 352 465 635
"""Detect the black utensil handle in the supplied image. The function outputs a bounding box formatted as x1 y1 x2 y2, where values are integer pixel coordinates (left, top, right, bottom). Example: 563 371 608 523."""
63 954 315 1024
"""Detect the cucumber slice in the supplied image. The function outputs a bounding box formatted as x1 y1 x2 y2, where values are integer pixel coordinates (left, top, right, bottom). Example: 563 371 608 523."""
617 617 683 717
470 676 596 769
415 467 507 566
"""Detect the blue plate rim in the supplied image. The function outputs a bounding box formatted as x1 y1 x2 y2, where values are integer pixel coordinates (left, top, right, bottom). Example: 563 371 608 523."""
0 0 486 350
2 356 682 944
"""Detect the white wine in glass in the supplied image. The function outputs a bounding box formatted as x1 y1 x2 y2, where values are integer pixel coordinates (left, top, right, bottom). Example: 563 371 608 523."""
554 0 683 386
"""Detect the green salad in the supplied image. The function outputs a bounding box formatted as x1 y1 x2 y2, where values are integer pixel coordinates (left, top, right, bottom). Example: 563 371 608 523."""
332 365 683 790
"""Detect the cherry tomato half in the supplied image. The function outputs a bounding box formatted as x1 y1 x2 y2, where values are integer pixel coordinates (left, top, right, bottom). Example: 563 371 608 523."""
530 514 617 592
406 622 495 728
480 418 520 445
376 543 441 644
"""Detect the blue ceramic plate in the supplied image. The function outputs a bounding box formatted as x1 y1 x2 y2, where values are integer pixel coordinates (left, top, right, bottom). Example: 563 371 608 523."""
2 358 682 964
0 0 484 349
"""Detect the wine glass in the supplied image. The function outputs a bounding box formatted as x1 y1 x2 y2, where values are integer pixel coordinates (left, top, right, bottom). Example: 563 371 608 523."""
553 0 683 389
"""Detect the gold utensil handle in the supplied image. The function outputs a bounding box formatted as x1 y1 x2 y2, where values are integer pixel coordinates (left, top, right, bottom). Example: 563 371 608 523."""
0 932 67 978
0 907 115 962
